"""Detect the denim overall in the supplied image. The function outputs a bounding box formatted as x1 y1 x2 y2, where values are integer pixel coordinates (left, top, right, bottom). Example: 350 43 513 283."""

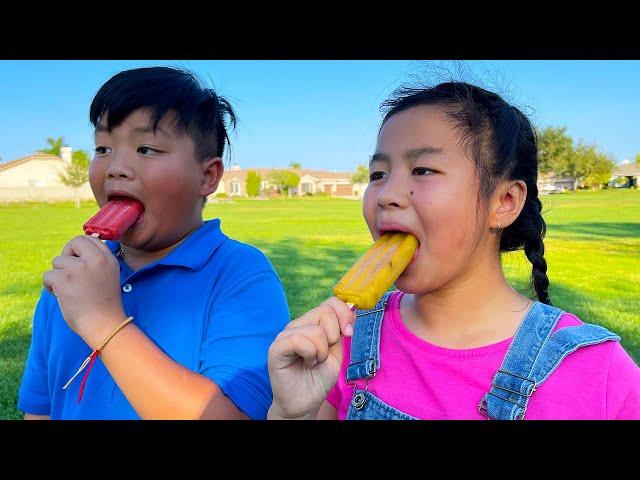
345 292 620 420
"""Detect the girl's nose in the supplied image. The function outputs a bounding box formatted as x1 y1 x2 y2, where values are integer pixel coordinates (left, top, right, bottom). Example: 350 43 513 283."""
377 174 409 209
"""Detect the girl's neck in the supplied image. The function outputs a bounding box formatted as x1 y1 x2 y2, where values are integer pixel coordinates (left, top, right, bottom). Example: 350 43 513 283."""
401 256 533 349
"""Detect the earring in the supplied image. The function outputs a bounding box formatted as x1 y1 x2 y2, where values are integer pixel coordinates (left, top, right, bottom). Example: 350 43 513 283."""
497 221 502 229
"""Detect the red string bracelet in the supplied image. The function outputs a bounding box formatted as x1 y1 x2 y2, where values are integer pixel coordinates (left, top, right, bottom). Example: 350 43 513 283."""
62 316 134 403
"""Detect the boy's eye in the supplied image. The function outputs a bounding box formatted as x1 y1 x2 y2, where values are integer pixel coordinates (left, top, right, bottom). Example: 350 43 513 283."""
138 146 160 155
369 171 385 181
94 146 111 155
412 167 433 176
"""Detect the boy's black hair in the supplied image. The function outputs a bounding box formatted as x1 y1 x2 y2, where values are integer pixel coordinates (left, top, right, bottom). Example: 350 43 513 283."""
380 81 551 305
89 66 236 162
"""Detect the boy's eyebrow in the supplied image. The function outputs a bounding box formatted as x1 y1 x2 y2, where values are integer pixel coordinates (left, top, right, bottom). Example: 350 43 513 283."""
369 152 389 165
93 125 171 139
131 126 172 139
369 146 445 165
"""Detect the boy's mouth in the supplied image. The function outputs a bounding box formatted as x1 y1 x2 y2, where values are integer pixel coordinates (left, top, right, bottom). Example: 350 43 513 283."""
105 191 146 225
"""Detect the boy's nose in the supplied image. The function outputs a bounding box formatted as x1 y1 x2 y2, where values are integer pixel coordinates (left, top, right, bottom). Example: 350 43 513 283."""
105 154 135 180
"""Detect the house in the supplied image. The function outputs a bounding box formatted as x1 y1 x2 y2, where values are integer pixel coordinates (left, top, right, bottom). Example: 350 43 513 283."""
0 147 93 203
610 162 640 188
216 165 366 198
537 172 577 193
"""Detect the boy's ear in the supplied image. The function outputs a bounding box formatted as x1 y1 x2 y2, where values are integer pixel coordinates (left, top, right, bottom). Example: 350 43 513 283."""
490 179 528 230
200 157 224 197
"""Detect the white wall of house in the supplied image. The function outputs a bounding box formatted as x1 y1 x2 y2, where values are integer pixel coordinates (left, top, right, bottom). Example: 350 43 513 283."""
0 157 94 203
0 158 66 188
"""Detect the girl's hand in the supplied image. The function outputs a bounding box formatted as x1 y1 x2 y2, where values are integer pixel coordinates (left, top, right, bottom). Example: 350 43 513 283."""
43 235 125 348
267 297 355 420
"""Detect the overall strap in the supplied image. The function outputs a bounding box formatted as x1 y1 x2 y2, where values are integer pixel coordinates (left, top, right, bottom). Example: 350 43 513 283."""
530 324 620 384
479 301 562 420
346 291 394 383
480 302 621 420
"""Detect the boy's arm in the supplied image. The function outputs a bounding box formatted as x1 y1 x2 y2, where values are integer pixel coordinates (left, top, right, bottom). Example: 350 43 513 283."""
94 270 287 419
91 264 288 419
24 414 50 420
18 290 53 418
198 261 291 420
93 321 249 419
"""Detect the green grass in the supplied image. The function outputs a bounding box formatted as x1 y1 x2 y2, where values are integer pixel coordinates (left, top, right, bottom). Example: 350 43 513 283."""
1 189 639 419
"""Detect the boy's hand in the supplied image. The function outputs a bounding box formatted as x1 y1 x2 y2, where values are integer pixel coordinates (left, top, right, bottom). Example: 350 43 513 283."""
267 297 355 420
43 235 125 348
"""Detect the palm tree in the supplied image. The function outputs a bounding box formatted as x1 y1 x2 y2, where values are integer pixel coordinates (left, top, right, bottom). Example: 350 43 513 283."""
43 136 64 156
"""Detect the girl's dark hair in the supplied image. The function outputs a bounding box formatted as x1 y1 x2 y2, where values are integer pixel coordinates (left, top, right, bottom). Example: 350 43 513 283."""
89 66 236 162
380 81 551 305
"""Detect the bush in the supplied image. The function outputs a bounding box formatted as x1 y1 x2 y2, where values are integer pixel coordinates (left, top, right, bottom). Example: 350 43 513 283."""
215 192 228 198
246 171 261 197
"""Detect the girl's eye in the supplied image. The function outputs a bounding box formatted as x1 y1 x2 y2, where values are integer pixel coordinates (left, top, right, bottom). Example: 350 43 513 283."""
369 171 385 181
412 167 433 176
94 146 111 155
138 146 160 155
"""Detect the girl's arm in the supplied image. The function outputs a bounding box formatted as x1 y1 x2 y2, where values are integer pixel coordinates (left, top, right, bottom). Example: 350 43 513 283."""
317 400 339 420
24 414 50 420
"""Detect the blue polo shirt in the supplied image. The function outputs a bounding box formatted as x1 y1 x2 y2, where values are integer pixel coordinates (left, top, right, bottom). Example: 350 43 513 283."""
18 219 290 419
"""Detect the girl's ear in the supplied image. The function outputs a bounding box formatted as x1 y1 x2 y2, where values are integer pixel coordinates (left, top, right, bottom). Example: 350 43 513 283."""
490 179 527 230
200 157 224 197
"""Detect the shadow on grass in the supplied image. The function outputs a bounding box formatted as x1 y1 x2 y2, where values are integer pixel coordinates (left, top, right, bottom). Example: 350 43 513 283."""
0 332 31 419
539 282 639 365
253 237 366 319
549 222 640 241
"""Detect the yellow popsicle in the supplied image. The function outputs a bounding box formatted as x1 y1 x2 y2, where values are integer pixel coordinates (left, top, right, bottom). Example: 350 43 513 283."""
333 232 419 310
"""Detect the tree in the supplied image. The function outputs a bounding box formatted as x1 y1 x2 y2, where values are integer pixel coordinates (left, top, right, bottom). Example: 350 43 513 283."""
536 126 575 176
246 170 261 197
43 136 65 156
268 170 300 196
576 144 615 189
59 150 90 208
635 153 640 165
289 162 302 169
351 164 369 184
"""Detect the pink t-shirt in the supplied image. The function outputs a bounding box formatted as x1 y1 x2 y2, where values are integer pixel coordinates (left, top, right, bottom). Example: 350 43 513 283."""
327 291 640 419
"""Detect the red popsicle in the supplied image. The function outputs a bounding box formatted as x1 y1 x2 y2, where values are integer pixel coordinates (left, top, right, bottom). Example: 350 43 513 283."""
83 198 144 240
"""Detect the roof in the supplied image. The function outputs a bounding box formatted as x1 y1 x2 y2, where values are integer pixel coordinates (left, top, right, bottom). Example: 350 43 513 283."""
0 152 62 172
612 163 640 176
221 167 353 182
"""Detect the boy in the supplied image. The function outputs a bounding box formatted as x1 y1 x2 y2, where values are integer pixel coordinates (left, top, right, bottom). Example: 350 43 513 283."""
18 66 290 419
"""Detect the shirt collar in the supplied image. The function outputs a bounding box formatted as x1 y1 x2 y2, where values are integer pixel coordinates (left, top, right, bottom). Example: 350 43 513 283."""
105 219 227 272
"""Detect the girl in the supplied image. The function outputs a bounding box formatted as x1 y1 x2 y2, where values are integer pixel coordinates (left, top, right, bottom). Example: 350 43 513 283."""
267 81 640 420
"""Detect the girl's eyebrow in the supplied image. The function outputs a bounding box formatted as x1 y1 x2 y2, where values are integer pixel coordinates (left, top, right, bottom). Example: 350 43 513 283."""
370 146 445 166
404 146 445 161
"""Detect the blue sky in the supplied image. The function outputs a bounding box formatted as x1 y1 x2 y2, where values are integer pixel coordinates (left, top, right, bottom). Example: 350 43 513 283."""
0 60 638 171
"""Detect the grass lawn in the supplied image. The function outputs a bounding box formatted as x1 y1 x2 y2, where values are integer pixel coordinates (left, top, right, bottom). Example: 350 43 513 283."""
1 189 638 419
